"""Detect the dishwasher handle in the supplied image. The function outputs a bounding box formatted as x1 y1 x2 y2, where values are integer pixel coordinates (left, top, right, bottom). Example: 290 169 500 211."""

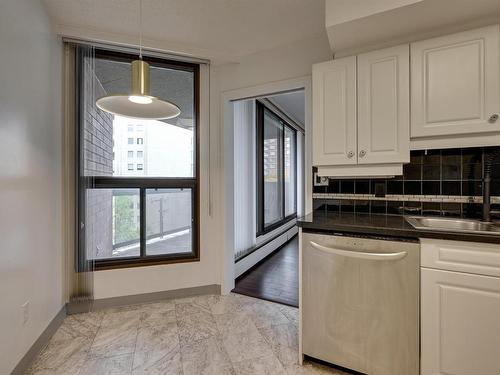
309 241 408 261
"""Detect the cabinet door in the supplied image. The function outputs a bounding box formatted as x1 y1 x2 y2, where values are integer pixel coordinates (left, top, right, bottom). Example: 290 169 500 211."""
411 25 500 138
312 56 357 166
357 44 410 164
421 268 500 375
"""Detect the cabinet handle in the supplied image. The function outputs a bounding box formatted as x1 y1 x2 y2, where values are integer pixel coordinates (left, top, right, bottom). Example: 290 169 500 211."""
347 151 354 158
359 150 366 158
489 114 499 123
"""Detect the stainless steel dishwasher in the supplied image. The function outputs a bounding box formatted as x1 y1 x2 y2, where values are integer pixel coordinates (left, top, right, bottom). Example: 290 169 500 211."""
302 233 419 375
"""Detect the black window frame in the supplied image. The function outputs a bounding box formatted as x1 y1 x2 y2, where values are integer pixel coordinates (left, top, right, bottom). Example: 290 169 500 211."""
256 101 297 236
76 47 200 271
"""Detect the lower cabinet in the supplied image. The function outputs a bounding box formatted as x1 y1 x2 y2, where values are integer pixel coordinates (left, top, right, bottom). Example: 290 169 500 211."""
420 239 500 375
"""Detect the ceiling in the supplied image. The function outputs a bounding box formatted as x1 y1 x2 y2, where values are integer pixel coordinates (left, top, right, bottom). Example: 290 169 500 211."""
267 91 305 127
42 0 326 63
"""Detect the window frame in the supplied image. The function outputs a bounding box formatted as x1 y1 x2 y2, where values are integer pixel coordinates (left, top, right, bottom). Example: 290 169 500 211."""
76 47 200 271
256 101 297 236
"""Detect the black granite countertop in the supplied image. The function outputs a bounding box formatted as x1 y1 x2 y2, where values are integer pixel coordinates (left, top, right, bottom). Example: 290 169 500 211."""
297 211 500 244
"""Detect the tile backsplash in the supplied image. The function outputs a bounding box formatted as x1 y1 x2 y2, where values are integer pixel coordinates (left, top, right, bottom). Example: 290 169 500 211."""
313 147 500 218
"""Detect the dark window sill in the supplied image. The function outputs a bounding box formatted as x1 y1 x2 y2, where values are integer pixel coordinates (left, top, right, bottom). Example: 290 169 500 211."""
91 253 200 271
257 214 297 237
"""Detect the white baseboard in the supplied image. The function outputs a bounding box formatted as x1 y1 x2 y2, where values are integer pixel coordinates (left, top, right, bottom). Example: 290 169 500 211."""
235 226 298 278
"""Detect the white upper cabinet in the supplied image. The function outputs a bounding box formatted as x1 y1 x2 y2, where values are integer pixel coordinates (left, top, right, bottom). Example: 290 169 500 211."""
411 25 500 138
312 56 357 166
313 24 500 169
357 44 410 164
312 48 410 170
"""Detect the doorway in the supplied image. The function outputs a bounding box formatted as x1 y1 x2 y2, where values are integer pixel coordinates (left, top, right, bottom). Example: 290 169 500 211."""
222 82 310 305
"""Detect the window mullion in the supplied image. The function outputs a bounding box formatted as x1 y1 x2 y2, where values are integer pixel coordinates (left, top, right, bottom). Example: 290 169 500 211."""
281 122 285 221
140 188 146 258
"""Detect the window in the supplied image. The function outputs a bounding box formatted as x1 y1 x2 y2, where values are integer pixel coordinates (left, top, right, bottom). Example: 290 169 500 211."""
127 125 133 132
256 101 297 235
76 46 199 270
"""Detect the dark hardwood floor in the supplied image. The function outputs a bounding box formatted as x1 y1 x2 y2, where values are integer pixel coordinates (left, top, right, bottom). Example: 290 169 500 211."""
233 235 299 307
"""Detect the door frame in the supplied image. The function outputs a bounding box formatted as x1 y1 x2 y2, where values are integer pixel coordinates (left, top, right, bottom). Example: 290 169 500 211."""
220 76 312 294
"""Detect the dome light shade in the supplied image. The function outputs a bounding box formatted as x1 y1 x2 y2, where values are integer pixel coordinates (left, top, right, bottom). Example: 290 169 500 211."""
96 60 181 120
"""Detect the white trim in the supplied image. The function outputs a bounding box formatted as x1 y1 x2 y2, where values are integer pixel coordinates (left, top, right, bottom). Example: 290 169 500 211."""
316 164 402 178
256 219 297 247
62 37 211 65
298 227 303 365
221 76 312 294
411 133 500 150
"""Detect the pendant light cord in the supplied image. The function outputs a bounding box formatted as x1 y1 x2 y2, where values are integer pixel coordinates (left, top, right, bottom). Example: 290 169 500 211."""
139 0 143 59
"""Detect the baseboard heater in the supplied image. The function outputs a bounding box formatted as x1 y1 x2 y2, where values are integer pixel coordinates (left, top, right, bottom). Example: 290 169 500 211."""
235 225 298 278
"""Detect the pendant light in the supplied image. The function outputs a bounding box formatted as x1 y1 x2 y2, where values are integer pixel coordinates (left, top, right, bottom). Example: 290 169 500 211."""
96 0 181 120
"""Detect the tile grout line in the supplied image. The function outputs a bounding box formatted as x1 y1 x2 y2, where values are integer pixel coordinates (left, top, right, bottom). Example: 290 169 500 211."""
174 299 186 375
128 312 142 375
209 297 238 374
73 310 104 375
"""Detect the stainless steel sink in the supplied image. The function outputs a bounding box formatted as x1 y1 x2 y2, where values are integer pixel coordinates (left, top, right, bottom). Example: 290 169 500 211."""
405 216 500 235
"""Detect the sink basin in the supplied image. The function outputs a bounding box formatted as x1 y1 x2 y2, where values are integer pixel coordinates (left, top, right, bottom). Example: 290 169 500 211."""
405 216 500 235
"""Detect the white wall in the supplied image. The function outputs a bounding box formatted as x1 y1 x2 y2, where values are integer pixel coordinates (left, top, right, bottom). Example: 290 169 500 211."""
215 34 332 92
0 1 63 374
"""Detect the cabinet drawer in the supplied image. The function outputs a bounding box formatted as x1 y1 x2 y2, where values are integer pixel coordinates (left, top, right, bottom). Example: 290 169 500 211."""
421 238 500 277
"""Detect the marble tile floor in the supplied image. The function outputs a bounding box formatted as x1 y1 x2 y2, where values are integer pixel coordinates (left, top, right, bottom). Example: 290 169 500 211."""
26 293 349 375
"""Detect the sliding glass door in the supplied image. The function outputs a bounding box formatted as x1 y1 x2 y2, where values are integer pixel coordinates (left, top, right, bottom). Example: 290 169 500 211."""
256 101 297 235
